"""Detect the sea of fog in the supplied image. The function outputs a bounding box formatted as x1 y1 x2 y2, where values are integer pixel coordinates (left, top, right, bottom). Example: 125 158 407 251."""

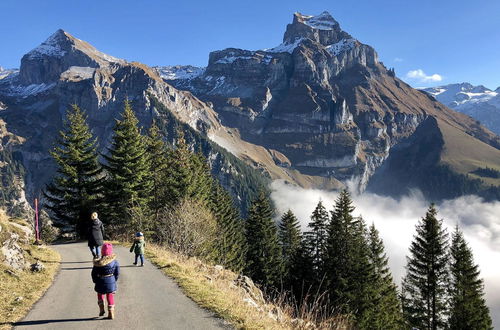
270 180 500 328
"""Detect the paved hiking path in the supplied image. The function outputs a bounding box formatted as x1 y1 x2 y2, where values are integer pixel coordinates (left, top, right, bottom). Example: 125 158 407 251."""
14 242 229 329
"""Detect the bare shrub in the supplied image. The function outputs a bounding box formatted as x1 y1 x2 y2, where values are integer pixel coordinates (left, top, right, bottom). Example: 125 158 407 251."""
155 199 217 258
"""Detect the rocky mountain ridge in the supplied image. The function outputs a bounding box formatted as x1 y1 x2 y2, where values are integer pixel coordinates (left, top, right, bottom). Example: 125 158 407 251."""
1 12 500 208
0 30 300 214
164 11 500 198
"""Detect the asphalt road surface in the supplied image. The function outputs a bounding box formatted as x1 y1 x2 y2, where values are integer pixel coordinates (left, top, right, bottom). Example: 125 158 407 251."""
14 241 229 329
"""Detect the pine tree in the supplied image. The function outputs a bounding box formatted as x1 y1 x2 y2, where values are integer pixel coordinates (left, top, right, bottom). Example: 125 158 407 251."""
102 100 153 232
164 129 194 207
324 191 376 325
245 190 283 288
188 151 213 204
44 104 104 237
278 210 302 289
304 200 329 275
402 204 448 330
448 226 492 329
366 223 403 329
146 120 168 215
324 190 355 307
210 183 246 272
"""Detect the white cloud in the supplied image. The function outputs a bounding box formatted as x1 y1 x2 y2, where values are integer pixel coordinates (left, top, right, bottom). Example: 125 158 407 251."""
270 180 500 328
394 57 404 62
406 69 443 83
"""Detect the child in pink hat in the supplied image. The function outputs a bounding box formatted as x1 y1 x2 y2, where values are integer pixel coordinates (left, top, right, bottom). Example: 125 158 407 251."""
91 242 120 319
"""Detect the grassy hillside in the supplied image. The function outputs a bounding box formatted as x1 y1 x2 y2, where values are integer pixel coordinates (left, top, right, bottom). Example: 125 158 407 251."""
438 119 500 186
367 116 500 201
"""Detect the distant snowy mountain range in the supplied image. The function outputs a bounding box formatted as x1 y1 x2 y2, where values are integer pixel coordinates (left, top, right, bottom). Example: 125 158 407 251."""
422 83 500 134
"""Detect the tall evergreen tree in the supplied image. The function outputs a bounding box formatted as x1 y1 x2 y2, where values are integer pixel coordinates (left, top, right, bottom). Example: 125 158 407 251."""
164 129 190 207
304 200 329 275
188 151 213 204
44 104 103 237
366 223 403 329
146 120 169 215
448 226 492 329
402 204 448 330
245 190 283 288
210 183 247 272
102 100 153 231
324 191 376 326
324 190 355 306
278 210 302 289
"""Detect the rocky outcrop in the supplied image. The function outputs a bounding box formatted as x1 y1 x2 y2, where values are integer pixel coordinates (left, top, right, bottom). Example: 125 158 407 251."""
0 215 33 270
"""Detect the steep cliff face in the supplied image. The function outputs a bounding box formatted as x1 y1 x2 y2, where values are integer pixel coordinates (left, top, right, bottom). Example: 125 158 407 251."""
166 11 500 194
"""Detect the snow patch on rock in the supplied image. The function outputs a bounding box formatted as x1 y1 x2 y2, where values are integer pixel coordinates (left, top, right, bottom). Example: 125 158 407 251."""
155 65 205 81
2 81 56 98
25 30 68 59
301 11 339 30
0 67 19 80
264 38 304 54
326 39 356 56
60 66 96 80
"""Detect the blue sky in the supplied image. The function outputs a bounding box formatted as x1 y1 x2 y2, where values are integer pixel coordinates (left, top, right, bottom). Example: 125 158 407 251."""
1 0 499 89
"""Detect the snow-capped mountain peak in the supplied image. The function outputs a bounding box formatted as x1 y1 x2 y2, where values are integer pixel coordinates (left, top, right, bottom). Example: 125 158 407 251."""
297 11 339 31
19 29 125 85
24 29 124 65
25 29 69 59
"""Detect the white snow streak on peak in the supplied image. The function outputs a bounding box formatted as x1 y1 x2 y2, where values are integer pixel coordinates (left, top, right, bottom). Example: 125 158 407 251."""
214 52 274 65
4 82 55 98
326 39 356 56
215 55 253 64
0 67 19 80
264 38 304 54
301 11 338 30
25 30 68 59
155 66 205 80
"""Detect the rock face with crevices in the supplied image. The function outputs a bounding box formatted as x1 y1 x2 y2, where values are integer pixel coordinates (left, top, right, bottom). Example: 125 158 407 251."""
163 11 500 196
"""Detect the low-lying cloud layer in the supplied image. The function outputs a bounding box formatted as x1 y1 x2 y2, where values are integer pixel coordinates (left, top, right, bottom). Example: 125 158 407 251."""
270 180 500 328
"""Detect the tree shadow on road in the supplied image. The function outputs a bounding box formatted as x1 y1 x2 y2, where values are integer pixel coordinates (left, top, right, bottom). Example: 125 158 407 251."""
6 317 99 326
60 267 93 270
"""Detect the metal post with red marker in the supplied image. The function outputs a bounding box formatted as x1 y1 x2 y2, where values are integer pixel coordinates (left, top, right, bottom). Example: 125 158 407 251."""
35 198 40 243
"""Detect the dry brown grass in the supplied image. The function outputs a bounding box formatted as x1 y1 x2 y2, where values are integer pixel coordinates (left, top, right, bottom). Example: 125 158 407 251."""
0 214 61 330
143 243 351 330
144 243 289 329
